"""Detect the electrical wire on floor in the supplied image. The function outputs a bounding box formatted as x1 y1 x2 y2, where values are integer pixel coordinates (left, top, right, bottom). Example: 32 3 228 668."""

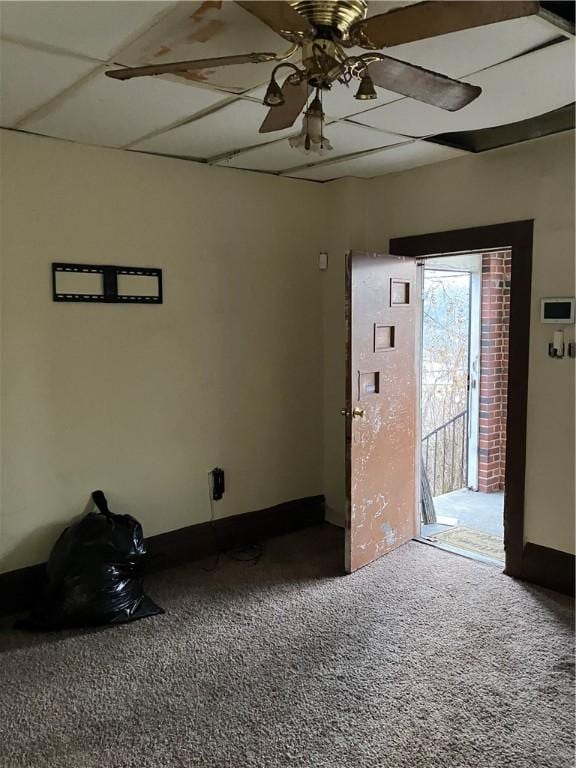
226 541 266 566
200 473 265 572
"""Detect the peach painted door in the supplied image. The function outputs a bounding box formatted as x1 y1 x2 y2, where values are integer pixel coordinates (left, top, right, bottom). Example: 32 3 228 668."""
345 251 419 573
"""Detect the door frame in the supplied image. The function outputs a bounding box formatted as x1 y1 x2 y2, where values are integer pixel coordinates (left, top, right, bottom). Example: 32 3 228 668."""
467 266 482 490
390 220 533 579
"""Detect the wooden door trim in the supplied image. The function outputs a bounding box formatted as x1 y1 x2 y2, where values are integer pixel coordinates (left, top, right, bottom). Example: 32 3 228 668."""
390 220 534 578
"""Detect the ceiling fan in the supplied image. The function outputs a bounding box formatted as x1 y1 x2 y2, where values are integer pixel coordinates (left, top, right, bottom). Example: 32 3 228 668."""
106 0 544 152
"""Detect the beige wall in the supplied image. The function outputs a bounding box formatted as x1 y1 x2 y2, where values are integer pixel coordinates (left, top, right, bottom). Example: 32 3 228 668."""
320 179 366 526
0 129 326 573
323 130 576 555
2 127 574 574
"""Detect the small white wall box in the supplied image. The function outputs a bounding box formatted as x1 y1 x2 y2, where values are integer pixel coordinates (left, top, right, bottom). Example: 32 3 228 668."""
540 298 575 324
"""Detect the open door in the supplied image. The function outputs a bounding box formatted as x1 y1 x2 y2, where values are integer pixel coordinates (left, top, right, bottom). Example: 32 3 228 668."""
345 251 419 573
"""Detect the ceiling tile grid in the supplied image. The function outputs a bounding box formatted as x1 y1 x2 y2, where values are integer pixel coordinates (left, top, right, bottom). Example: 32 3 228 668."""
349 39 576 138
217 123 411 173
115 1 290 94
19 65 232 149
0 1 176 61
130 99 298 159
284 141 469 181
0 0 574 180
356 12 568 78
0 40 100 126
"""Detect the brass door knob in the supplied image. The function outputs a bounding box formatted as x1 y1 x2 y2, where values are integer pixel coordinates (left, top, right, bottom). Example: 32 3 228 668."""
352 407 365 419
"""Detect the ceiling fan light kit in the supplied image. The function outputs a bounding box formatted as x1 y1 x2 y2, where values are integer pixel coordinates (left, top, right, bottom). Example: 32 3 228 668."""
105 1 550 154
289 94 333 156
354 72 378 101
263 62 305 107
264 75 287 107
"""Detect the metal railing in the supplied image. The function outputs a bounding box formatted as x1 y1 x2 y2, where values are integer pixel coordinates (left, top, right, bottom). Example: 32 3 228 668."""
422 409 468 498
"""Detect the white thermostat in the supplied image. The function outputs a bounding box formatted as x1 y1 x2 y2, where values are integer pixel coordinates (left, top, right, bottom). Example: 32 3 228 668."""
541 298 575 324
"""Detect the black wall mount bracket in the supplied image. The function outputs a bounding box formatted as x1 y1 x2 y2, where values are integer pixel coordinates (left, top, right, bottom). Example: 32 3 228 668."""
52 262 163 304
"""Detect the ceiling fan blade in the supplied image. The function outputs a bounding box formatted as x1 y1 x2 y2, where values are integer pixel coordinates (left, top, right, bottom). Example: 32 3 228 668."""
351 1 541 49
369 56 481 111
236 1 315 42
105 52 279 81
259 77 311 133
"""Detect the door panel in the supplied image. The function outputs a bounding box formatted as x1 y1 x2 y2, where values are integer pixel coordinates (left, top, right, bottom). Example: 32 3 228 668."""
467 270 482 489
345 251 418 573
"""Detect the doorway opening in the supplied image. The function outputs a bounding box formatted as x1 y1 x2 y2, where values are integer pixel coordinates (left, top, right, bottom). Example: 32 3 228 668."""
418 251 511 565
346 223 532 577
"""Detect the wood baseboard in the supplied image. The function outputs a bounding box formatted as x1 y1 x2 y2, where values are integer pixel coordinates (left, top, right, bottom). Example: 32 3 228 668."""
520 543 575 597
145 495 325 572
0 495 325 617
3 502 569 618
0 562 47 619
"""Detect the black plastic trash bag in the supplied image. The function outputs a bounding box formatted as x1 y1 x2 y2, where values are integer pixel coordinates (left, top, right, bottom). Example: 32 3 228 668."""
19 490 163 630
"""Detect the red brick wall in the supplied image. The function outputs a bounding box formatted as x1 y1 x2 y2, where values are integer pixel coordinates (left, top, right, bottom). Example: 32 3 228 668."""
478 251 511 492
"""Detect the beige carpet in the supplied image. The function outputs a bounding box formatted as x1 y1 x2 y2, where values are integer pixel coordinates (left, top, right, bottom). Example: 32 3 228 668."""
432 526 505 561
0 525 573 768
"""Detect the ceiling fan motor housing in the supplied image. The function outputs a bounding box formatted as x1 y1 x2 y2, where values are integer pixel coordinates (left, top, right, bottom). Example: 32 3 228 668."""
301 37 347 88
288 0 368 38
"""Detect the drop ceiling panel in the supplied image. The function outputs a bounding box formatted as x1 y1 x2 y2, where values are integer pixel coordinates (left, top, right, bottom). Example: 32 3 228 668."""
0 1 173 61
285 141 468 181
0 41 99 127
217 139 307 173
116 2 290 94
219 123 409 173
352 39 576 138
1 0 573 169
131 99 295 159
359 15 570 79
20 67 229 148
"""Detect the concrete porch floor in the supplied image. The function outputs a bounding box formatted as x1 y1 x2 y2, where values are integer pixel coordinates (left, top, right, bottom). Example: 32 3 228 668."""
421 488 504 538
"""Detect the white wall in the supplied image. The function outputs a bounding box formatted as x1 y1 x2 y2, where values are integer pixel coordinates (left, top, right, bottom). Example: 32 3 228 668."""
0 129 327 573
323 130 576 555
